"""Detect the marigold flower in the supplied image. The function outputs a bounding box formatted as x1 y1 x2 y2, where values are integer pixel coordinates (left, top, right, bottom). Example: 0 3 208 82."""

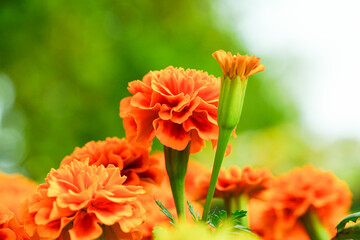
0 203 29 240
61 137 164 187
196 166 272 227
213 50 264 80
20 160 146 240
120 66 221 154
193 166 272 201
250 165 352 240
0 172 37 220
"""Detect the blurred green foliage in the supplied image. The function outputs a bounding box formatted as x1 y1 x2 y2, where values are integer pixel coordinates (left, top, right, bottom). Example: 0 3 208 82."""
0 0 297 181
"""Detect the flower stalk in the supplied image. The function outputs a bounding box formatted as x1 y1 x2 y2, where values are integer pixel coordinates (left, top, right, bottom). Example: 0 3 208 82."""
301 210 329 240
201 62 248 222
202 50 264 221
164 143 191 221
202 127 232 221
238 194 249 227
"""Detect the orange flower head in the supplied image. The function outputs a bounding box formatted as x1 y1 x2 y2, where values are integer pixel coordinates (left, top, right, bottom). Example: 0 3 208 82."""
20 160 146 240
213 50 264 80
0 203 30 240
61 137 164 187
120 66 221 154
0 172 37 221
193 165 272 200
216 166 272 198
250 165 352 240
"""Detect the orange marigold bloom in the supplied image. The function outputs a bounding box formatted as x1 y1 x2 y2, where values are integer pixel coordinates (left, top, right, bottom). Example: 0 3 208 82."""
250 165 352 240
0 203 29 240
213 50 265 80
61 137 164 187
0 172 37 221
20 160 146 240
193 166 272 201
120 66 221 154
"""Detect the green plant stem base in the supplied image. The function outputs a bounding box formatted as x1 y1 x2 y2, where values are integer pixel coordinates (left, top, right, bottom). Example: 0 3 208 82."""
202 128 232 221
301 210 329 240
164 143 190 221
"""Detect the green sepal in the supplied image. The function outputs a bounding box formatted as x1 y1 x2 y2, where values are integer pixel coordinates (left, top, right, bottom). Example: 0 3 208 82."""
217 75 248 130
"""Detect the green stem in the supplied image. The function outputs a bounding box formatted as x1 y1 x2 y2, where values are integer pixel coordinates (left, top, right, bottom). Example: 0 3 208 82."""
238 194 249 227
164 143 190 221
300 209 329 240
201 128 232 221
224 197 231 215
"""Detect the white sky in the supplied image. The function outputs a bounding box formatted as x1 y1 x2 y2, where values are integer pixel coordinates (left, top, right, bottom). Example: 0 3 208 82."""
222 0 360 140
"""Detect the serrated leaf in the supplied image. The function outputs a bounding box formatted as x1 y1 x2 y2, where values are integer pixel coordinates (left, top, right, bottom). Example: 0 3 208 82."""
208 211 221 228
219 210 227 221
336 212 360 232
187 201 199 222
155 199 176 224
230 210 247 220
207 209 250 233
333 222 360 240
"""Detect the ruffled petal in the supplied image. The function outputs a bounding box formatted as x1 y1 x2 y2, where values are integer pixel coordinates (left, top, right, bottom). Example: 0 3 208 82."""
153 119 191 151
69 212 102 240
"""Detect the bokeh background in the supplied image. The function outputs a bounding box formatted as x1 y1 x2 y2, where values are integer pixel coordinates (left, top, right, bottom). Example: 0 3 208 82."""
1 0 359 209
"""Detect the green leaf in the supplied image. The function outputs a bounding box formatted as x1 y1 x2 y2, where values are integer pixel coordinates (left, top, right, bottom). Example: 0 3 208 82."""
187 201 200 222
155 199 176 225
207 210 248 231
230 210 247 220
219 210 228 221
336 212 360 232
208 211 221 228
233 224 252 232
333 222 360 240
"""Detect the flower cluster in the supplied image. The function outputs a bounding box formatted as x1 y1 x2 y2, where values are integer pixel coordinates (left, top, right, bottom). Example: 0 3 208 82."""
20 160 146 240
4 49 355 240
